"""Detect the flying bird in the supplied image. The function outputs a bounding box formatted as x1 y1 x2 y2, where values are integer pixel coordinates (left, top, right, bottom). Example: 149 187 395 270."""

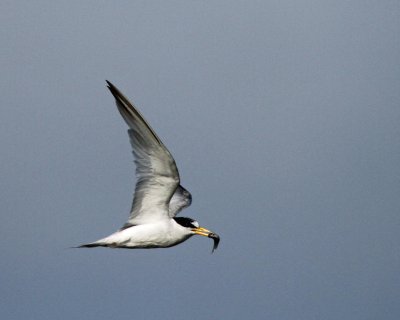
78 81 220 252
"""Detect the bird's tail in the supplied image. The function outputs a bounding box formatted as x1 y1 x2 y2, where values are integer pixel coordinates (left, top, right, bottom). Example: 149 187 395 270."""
77 243 103 248
74 241 108 248
75 232 121 248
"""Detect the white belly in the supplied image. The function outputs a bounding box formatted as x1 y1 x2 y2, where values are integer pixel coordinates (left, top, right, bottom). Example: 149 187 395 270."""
98 220 193 249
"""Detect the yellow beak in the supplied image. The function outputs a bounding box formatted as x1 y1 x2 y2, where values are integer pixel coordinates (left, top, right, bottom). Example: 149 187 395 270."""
192 227 213 237
192 227 220 253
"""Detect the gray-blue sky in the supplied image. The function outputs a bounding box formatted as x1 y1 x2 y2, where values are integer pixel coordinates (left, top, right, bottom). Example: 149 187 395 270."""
1 1 399 319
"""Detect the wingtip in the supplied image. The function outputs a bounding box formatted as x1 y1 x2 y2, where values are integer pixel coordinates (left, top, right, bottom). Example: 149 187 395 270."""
105 80 114 91
105 80 120 98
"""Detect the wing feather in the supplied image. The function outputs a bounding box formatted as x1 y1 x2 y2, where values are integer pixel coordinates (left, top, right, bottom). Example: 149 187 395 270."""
168 185 192 217
106 81 181 225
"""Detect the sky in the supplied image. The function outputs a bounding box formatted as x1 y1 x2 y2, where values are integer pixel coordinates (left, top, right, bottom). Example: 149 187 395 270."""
1 1 399 319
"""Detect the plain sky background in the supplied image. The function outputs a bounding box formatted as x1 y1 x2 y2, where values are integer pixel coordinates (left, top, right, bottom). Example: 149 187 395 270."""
1 1 399 319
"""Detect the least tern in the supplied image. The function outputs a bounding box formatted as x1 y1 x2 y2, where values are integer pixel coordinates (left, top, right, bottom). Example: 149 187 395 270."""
79 81 220 252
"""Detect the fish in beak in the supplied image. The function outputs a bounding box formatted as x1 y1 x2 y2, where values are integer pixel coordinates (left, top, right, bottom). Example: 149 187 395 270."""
192 227 220 253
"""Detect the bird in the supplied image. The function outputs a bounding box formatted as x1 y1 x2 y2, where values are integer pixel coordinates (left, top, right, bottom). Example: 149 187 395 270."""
78 81 220 253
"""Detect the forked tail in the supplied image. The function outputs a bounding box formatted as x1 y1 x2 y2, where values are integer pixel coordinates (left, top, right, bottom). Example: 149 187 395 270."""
76 242 107 248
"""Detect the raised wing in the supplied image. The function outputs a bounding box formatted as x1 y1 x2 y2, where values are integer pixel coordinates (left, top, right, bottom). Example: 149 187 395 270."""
168 185 192 217
106 81 180 225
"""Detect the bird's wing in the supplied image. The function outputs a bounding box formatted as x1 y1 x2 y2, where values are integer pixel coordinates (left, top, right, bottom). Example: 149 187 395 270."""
106 81 180 225
168 185 192 217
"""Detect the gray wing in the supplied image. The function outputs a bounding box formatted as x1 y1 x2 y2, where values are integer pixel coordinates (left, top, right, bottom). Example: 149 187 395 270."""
106 81 181 225
168 185 192 217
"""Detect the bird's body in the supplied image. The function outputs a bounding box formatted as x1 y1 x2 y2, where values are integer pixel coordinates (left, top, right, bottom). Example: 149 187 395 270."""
83 219 192 249
79 81 219 252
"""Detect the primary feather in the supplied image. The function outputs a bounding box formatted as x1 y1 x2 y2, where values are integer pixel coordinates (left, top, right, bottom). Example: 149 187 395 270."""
106 81 191 226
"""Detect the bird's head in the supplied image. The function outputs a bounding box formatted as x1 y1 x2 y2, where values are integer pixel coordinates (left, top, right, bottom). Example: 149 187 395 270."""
173 217 220 253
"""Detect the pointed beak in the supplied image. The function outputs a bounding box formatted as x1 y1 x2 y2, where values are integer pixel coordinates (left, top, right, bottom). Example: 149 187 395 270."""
192 227 220 253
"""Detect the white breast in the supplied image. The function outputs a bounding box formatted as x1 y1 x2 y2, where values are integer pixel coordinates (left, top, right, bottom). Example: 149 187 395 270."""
97 220 193 249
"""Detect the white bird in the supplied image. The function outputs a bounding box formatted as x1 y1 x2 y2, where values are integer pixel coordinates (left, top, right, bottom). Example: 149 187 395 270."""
78 81 220 252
